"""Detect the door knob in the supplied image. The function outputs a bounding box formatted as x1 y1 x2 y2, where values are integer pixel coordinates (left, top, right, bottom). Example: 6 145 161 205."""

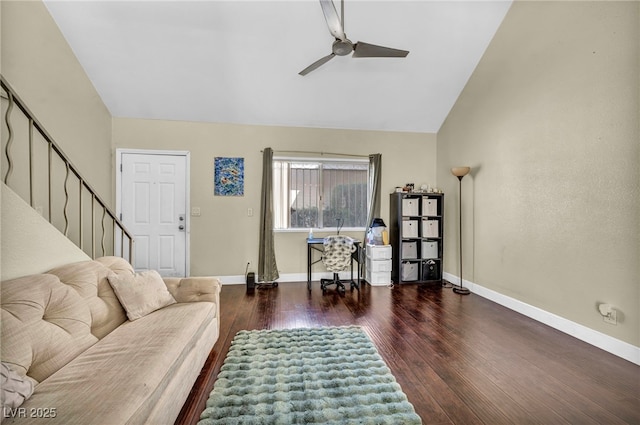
179 225 185 230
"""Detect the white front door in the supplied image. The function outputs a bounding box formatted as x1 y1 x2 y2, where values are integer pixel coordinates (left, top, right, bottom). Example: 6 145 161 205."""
118 150 189 277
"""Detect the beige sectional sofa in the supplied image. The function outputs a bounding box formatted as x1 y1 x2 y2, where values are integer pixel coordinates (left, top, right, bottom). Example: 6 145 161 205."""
1 256 221 425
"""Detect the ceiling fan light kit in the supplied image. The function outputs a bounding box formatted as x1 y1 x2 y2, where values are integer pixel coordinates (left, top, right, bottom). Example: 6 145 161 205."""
299 0 409 76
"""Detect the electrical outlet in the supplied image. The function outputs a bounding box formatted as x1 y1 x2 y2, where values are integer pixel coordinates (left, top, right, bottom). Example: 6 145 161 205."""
604 309 617 325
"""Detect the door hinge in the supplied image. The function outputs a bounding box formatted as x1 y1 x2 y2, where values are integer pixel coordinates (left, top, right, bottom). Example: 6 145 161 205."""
120 213 122 221
120 163 123 172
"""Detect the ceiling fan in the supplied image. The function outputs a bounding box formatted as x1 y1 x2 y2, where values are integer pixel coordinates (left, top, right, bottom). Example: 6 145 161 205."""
299 0 410 76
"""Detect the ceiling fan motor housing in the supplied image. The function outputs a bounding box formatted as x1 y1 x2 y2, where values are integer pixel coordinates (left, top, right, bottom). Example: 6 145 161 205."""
332 39 353 56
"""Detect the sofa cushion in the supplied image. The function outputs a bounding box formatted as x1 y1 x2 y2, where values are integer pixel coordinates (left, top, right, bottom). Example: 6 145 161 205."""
94 256 136 276
47 258 129 339
0 274 98 383
107 270 176 320
6 302 218 425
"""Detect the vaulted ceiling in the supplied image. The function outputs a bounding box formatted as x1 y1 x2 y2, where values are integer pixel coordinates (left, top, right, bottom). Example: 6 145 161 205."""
44 0 512 134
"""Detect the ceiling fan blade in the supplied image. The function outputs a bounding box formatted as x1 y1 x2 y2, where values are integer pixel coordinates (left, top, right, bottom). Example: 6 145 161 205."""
352 42 409 58
299 53 336 76
319 0 345 40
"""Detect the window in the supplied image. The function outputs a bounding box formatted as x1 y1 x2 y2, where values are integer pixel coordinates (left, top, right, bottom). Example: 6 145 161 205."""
273 158 369 230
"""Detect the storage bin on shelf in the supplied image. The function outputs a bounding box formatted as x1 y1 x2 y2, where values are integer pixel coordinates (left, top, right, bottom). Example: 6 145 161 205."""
422 259 440 281
401 198 420 216
421 240 438 259
421 218 439 238
401 240 418 258
402 219 419 238
401 261 420 281
422 197 439 216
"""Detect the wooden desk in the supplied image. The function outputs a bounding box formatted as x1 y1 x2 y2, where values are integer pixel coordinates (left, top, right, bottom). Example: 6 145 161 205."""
306 237 361 291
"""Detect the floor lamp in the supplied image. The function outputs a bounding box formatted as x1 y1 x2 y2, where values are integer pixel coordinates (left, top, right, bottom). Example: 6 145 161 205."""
451 166 471 295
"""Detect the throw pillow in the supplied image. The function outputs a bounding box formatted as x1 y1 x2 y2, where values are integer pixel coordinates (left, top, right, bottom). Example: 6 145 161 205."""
107 270 176 321
1 362 34 410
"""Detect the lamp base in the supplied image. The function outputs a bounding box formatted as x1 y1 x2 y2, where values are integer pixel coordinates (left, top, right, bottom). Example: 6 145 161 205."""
453 285 470 295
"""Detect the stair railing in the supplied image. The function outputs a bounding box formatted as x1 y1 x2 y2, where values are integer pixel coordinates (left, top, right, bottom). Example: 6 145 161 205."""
1 76 133 262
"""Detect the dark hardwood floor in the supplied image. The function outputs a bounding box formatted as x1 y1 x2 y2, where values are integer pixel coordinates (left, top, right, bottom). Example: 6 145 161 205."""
176 281 640 425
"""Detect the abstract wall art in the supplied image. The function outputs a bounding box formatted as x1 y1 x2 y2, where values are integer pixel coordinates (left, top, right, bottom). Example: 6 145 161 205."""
214 157 244 196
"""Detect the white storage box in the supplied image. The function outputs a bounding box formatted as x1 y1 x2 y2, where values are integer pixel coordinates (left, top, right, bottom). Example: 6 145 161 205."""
421 241 438 259
366 244 392 260
401 198 419 216
402 241 418 258
366 270 392 286
422 198 438 216
366 257 392 272
401 262 419 281
402 219 419 238
421 219 439 238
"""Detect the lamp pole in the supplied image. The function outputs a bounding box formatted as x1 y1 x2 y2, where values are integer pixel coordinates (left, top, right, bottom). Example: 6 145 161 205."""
451 167 470 295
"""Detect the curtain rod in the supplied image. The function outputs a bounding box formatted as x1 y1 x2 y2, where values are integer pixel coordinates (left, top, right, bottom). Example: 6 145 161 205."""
261 149 369 158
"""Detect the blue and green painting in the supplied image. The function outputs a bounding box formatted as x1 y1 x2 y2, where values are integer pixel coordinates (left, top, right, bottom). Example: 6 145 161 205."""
214 157 244 196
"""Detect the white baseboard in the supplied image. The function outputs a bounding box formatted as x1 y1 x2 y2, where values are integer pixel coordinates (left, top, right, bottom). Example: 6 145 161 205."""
443 272 640 366
218 275 246 285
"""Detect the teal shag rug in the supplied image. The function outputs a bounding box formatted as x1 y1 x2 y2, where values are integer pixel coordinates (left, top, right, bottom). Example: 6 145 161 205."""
198 326 422 425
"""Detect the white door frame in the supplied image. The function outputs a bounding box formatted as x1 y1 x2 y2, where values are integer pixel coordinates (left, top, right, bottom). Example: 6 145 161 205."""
115 148 191 277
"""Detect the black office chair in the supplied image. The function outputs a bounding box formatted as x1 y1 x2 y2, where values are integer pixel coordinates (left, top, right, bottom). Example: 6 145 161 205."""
320 235 357 294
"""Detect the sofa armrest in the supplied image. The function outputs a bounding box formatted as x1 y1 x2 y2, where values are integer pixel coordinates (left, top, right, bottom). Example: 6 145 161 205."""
163 277 221 304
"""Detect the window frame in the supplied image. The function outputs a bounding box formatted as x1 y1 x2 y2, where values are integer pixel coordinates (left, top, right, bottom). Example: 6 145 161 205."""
272 156 370 232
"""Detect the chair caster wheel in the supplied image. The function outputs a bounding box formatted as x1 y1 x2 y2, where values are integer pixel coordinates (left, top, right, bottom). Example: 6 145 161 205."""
273 282 278 287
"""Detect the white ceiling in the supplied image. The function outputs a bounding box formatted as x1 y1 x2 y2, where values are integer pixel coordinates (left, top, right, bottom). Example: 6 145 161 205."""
43 0 512 134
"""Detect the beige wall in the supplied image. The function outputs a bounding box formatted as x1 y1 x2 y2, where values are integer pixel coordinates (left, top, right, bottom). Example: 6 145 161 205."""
437 1 639 346
113 118 437 277
1 184 90 280
1 0 113 203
